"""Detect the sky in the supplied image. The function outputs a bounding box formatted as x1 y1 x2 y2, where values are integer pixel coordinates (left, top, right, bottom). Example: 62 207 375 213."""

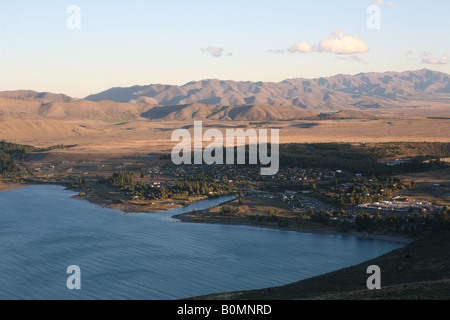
0 0 449 98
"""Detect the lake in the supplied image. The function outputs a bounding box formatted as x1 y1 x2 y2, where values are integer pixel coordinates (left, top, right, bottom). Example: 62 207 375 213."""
0 185 405 300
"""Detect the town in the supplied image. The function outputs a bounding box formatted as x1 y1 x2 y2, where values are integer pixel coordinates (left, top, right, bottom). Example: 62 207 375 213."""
2 140 448 237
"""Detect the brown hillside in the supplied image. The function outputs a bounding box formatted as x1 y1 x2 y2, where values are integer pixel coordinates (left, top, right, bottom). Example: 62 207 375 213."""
0 119 95 142
141 104 319 121
37 100 146 120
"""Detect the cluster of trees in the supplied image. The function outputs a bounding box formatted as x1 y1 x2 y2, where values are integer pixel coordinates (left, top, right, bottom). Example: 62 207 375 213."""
0 141 40 177
107 171 135 187
278 143 447 176
0 141 39 160
0 141 70 178
70 176 86 188
44 144 65 151
102 170 236 201
325 176 408 205
0 152 19 176
309 208 335 224
367 142 450 160
246 212 292 228
354 209 450 235
248 213 281 223
219 205 240 215
307 207 450 236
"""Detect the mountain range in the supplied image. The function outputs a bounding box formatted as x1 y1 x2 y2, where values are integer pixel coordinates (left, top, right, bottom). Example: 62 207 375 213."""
85 69 450 110
0 69 449 122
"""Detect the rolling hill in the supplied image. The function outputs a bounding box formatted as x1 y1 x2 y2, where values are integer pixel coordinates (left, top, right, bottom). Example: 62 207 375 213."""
0 119 95 142
0 90 73 102
141 103 319 121
37 100 146 121
0 92 147 121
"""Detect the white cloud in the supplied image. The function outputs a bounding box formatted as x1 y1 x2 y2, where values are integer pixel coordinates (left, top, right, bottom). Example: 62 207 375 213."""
201 46 225 58
317 30 369 54
288 42 312 54
278 30 368 57
421 53 448 65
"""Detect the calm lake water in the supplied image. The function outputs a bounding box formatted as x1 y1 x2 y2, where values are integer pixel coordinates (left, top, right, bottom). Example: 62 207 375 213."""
0 185 404 300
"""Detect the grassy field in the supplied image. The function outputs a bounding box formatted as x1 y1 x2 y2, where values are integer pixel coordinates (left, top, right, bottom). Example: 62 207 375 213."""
0 118 448 160
396 168 450 206
176 195 300 227
397 167 450 184
208 196 294 217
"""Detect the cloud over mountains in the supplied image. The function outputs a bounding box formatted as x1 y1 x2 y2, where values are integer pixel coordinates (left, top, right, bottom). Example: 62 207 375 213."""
287 30 369 56
317 30 368 54
421 53 448 65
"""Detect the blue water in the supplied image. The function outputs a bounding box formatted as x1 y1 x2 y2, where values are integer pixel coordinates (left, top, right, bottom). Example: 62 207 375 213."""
0 185 405 300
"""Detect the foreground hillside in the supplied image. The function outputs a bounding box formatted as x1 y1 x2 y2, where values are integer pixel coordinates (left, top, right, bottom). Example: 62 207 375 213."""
193 232 450 300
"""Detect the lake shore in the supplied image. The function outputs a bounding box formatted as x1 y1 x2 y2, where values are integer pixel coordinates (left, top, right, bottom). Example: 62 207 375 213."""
0 183 414 300
64 182 196 214
0 182 30 193
192 232 450 300
6 181 414 244
70 183 413 244
173 212 414 244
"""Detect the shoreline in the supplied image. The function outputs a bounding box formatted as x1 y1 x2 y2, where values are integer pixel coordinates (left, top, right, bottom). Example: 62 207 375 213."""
191 232 450 300
172 214 414 244
77 188 409 245
2 182 414 244
0 182 30 193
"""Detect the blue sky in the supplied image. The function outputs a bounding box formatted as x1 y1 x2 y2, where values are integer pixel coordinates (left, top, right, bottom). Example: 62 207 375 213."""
0 0 449 97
